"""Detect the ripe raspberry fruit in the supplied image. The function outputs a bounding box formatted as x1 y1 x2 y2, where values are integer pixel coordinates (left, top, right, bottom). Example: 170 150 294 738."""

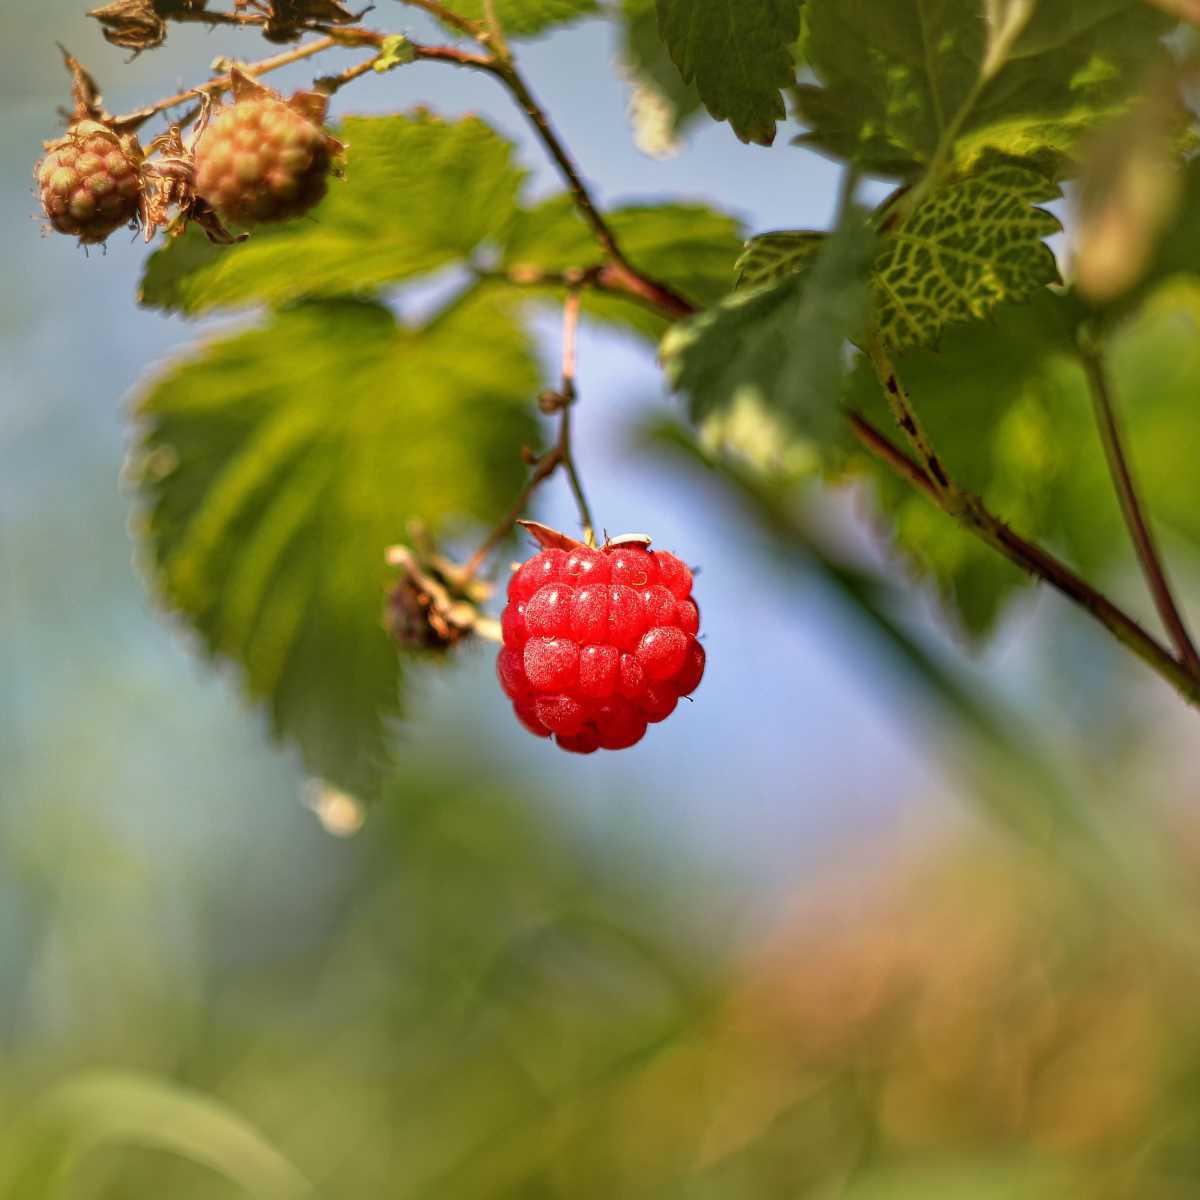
192 89 336 227
36 121 142 245
496 534 705 754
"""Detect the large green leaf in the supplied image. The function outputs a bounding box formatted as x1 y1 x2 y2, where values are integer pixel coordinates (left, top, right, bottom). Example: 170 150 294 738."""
140 113 525 315
874 155 1061 350
430 0 598 35
794 0 1171 179
664 214 876 449
502 196 745 338
131 293 539 796
656 0 802 145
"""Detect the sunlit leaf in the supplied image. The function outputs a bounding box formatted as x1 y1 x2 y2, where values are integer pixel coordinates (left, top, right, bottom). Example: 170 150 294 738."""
874 155 1061 350
140 113 525 315
131 293 538 795
502 196 744 338
794 0 1172 179
656 0 802 145
664 213 875 449
432 0 598 35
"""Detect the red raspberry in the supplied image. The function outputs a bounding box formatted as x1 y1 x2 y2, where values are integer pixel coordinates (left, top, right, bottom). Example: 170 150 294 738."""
497 538 704 753
193 96 334 227
36 121 143 245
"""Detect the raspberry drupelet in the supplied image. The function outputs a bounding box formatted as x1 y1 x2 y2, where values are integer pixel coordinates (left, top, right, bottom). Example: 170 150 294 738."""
192 95 334 227
496 535 705 753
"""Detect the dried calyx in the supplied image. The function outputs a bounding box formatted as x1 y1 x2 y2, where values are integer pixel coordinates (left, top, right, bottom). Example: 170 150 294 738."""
88 0 208 53
385 537 495 653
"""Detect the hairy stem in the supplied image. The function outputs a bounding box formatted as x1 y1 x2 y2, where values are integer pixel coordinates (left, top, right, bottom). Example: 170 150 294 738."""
556 288 596 545
1081 344 1200 672
847 413 1200 705
462 290 595 577
112 36 344 130
866 338 957 501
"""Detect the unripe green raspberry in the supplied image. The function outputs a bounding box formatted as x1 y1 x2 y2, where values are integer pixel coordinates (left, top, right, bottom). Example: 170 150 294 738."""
36 121 142 245
193 97 334 227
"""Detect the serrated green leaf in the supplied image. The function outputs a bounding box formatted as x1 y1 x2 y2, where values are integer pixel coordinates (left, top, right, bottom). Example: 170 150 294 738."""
795 0 1171 179
431 0 598 36
874 156 1062 351
664 213 876 449
502 196 744 338
656 0 802 145
620 0 703 156
140 114 525 315
735 230 826 289
131 292 538 796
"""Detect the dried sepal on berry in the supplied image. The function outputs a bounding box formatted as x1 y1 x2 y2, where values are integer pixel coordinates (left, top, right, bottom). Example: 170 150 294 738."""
189 69 343 229
385 538 494 653
140 119 243 246
36 119 145 245
235 0 368 43
88 0 208 53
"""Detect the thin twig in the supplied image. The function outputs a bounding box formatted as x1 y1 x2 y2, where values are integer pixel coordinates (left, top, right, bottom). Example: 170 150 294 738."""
1080 343 1200 672
461 289 595 577
112 35 342 130
556 287 595 544
848 412 1200 705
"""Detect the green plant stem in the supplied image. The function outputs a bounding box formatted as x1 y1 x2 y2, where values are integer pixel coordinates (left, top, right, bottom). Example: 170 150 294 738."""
1080 345 1200 673
866 337 958 502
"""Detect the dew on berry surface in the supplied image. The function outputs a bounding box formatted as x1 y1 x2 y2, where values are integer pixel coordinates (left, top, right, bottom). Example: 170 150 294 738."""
641 584 677 628
534 693 589 737
564 546 610 585
608 546 658 590
607 584 646 652
496 646 530 699
509 548 566 603
525 582 575 638
500 602 528 648
637 626 689 682
570 584 609 642
578 643 619 699
497 534 703 753
653 551 693 599
523 636 579 692
617 652 647 701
